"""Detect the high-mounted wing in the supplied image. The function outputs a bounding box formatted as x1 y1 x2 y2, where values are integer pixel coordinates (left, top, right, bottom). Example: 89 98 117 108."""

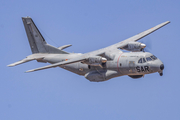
111 21 170 49
26 55 87 72
26 55 108 72
84 21 170 55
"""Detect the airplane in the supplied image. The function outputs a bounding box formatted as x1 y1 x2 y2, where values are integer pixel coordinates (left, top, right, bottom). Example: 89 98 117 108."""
8 17 170 82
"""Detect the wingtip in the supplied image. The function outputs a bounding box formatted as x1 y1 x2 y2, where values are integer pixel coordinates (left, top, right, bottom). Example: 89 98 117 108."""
7 64 14 67
166 21 171 24
161 21 170 26
25 70 34 73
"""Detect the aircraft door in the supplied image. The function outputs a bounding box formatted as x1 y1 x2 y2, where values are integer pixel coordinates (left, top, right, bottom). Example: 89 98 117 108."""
129 61 135 73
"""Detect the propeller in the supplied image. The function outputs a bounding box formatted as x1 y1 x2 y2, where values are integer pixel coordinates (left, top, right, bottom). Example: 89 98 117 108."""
140 37 152 52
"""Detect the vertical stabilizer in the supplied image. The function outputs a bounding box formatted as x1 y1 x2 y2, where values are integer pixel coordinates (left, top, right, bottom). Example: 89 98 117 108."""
22 17 68 54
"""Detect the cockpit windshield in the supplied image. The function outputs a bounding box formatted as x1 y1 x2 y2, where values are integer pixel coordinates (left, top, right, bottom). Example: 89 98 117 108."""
138 58 146 63
138 55 157 64
142 58 146 63
150 55 157 60
138 58 142 63
146 57 152 61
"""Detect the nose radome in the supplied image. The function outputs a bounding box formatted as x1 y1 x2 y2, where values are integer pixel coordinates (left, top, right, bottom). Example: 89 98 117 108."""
160 64 164 70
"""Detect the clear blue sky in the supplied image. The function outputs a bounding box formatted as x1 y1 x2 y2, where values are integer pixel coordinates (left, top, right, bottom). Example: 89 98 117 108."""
1 0 180 120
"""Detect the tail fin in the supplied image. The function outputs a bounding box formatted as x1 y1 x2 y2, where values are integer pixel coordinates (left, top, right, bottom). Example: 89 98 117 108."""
22 17 68 54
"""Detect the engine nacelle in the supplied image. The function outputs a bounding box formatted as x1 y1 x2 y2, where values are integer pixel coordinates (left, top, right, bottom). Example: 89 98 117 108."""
83 56 107 66
104 52 115 60
121 42 146 52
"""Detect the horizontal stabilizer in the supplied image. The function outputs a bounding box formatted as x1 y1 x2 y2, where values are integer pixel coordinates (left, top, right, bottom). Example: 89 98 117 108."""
7 54 47 67
58 44 72 50
8 58 36 67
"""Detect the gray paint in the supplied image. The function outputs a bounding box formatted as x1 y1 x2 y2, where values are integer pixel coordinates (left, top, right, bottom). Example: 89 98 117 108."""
8 17 170 82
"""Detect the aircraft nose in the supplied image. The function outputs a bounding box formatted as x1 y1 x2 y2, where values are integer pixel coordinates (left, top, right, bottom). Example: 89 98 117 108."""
160 64 164 70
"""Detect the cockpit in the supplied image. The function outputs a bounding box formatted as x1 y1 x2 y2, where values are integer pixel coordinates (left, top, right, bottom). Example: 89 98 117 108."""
138 55 157 63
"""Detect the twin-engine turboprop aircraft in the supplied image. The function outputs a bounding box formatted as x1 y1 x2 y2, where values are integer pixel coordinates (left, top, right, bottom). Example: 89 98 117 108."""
8 17 170 82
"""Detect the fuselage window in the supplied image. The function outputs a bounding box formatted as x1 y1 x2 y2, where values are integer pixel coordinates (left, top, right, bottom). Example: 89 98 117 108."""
151 55 157 60
138 58 142 63
146 57 152 61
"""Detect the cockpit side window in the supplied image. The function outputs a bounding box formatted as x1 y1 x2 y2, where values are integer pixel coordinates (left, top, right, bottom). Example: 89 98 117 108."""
142 58 146 63
146 57 152 61
138 58 146 63
138 58 142 63
151 55 157 60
